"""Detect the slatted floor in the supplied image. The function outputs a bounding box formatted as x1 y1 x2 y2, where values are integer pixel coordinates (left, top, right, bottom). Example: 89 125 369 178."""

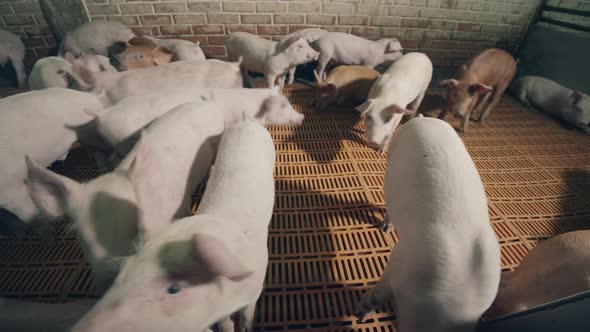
1 84 590 330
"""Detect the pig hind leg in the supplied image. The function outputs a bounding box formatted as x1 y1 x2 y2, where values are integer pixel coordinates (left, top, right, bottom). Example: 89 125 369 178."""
407 90 426 119
314 54 330 85
356 277 395 322
479 83 507 123
9 53 26 88
239 301 257 332
217 316 234 332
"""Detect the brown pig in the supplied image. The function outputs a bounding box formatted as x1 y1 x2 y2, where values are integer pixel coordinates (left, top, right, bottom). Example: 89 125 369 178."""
109 36 173 71
438 48 517 132
313 65 380 111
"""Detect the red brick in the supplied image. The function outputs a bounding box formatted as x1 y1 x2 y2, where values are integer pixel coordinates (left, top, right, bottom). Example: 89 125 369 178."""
274 14 304 25
457 23 482 32
431 40 460 49
208 35 227 45
351 27 381 38
400 39 419 48
173 14 206 25
160 25 192 35
226 25 257 34
109 16 140 26
182 36 207 44
140 15 172 25
4 15 35 26
401 19 417 28
241 14 271 24
289 25 317 33
132 26 160 36
257 25 288 35
193 24 224 35
201 46 226 56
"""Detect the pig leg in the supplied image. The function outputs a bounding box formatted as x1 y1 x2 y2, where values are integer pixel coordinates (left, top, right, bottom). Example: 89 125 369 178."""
379 211 393 232
407 90 426 119
315 54 330 85
9 53 26 88
239 301 257 332
459 110 471 133
479 85 506 123
287 67 296 85
438 108 448 120
217 316 234 332
355 276 395 322
470 91 492 121
265 73 277 89
241 67 254 88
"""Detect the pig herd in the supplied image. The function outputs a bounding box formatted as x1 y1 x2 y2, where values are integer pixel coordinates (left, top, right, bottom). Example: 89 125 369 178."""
0 21 589 332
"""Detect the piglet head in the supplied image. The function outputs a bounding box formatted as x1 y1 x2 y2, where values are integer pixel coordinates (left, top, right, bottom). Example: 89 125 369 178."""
170 41 206 62
565 90 590 133
441 66 493 118
256 94 304 126
381 38 403 62
313 79 337 111
69 215 253 332
109 37 174 71
356 99 414 153
281 37 320 66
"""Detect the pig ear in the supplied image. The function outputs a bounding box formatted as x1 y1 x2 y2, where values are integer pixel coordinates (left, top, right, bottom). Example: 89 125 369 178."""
153 46 174 65
384 105 415 115
194 41 200 47
25 156 80 218
356 99 375 116
191 233 254 281
570 91 583 106
470 83 493 94
440 79 459 89
63 52 76 63
129 36 159 48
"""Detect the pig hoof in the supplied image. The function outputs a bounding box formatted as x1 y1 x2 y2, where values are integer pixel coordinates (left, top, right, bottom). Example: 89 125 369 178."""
355 303 374 323
379 222 392 233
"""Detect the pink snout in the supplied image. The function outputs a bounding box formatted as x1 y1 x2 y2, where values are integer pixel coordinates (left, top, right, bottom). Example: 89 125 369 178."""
366 140 380 149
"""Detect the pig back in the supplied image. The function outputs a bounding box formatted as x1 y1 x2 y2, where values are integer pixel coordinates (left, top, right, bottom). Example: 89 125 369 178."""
467 48 516 86
385 117 488 237
196 121 275 231
370 53 432 101
110 60 242 102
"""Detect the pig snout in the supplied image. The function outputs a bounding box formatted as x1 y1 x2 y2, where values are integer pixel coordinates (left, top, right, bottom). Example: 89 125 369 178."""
294 113 305 125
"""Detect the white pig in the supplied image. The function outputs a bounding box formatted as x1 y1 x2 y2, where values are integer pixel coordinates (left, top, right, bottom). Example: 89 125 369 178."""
28 57 73 90
68 58 243 103
95 86 303 157
312 32 403 84
512 76 590 133
0 88 108 243
0 299 96 332
356 52 432 152
69 120 276 332
58 21 135 57
145 36 206 61
226 31 319 88
0 29 26 88
488 230 590 318
29 54 116 90
26 101 226 292
356 117 501 332
279 28 328 85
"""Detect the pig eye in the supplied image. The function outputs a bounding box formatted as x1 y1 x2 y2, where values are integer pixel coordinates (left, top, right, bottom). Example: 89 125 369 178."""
135 53 144 61
298 44 304 49
167 283 182 295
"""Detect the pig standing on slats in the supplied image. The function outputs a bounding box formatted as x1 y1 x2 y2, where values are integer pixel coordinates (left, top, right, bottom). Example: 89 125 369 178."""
356 52 433 153
314 65 380 111
226 31 319 88
0 88 109 243
279 28 328 85
438 48 517 132
356 117 501 332
95 86 303 159
68 58 243 103
512 76 590 133
311 32 403 84
0 29 26 88
58 21 135 57
26 101 226 292
488 230 590 318
69 120 275 332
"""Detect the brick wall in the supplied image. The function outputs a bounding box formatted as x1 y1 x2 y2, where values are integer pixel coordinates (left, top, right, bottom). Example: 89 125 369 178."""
0 0 56 68
0 0 554 71
81 0 541 70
